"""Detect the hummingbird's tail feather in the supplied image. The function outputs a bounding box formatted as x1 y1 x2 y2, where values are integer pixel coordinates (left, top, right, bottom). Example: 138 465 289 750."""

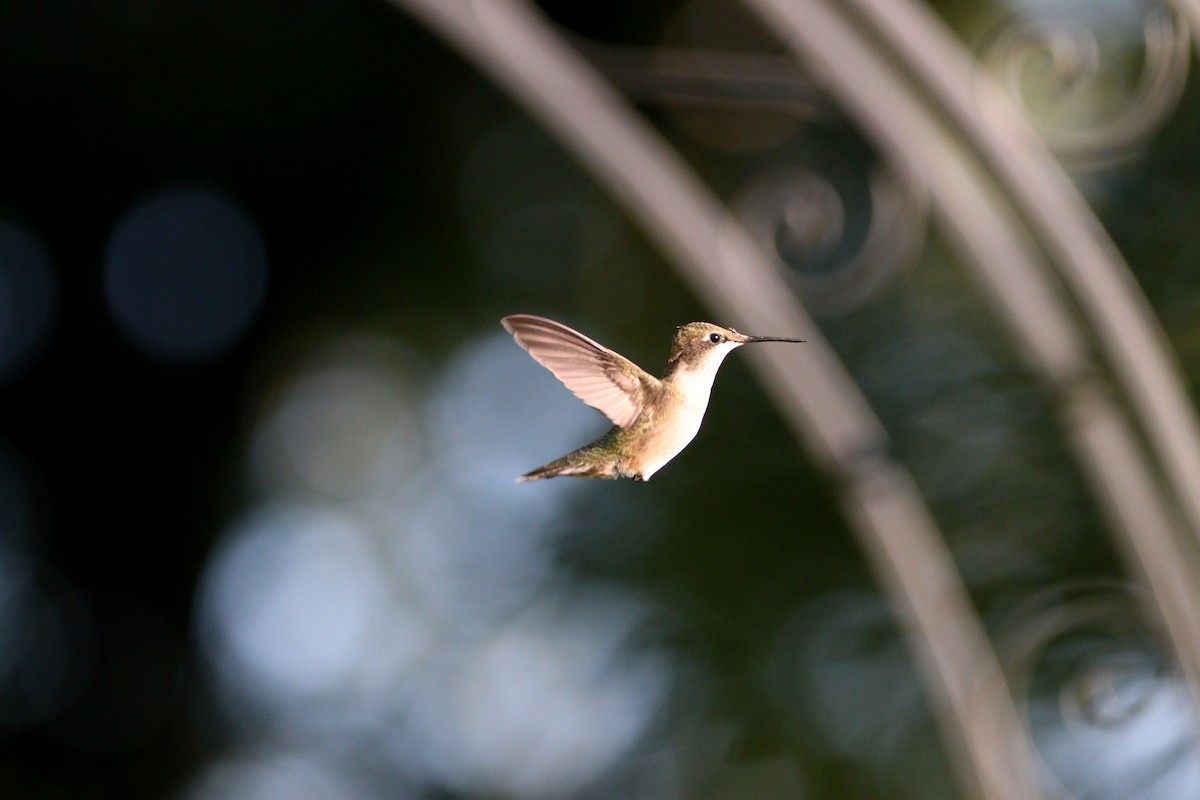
516 428 627 482
515 454 621 482
516 466 564 482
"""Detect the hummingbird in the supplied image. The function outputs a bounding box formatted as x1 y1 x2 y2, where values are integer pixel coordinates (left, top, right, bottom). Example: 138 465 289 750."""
502 314 805 482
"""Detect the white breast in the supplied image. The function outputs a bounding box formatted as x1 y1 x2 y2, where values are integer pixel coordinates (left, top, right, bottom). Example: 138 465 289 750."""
637 343 739 479
636 404 707 480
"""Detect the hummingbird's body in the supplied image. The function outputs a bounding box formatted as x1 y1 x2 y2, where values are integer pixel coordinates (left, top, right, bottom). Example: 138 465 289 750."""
502 315 804 482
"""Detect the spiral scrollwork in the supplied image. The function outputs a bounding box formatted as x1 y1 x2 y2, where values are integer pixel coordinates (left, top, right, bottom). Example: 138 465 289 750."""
978 1 1190 165
734 161 927 314
997 581 1198 797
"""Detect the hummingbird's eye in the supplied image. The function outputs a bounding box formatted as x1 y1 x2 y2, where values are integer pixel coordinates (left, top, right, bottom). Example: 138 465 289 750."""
708 333 723 344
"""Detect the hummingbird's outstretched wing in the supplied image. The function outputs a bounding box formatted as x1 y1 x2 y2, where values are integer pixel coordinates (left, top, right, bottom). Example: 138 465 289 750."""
502 314 659 428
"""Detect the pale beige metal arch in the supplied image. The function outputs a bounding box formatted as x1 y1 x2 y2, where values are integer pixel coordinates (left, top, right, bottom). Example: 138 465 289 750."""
741 0 1200 747
389 1 1041 798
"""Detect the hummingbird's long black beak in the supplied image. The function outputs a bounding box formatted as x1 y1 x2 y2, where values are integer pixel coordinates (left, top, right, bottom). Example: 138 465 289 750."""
743 335 806 343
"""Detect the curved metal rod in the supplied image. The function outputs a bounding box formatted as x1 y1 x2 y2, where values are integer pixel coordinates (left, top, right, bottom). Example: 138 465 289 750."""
842 0 1200 559
1171 0 1200 53
742 0 1200 755
574 39 827 116
387 1 1040 798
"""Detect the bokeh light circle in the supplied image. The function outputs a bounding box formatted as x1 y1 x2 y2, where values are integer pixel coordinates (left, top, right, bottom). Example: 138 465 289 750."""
197 504 389 704
103 185 267 361
180 752 383 800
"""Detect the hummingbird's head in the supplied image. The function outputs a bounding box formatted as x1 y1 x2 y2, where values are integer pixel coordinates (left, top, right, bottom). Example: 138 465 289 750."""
667 322 805 374
666 323 750 374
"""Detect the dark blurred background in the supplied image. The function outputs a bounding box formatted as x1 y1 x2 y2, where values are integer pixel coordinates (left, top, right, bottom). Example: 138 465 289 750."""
1 0 1198 798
